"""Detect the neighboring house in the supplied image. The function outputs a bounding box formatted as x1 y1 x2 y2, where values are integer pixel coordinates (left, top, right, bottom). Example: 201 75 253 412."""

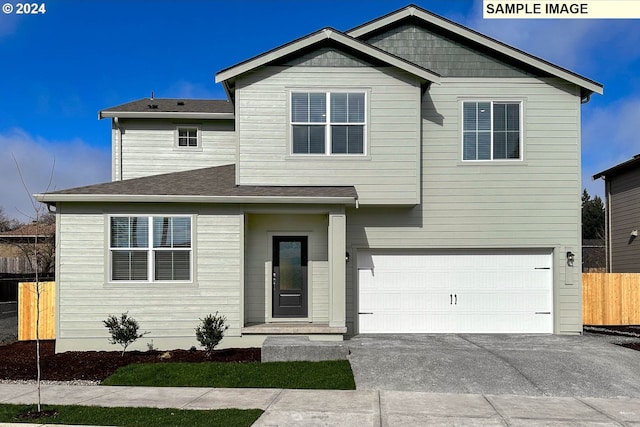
0 222 56 275
593 154 640 272
0 222 55 303
37 5 603 352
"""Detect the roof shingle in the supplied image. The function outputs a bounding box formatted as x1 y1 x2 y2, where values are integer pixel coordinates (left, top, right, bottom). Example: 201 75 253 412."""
41 164 357 202
99 98 233 117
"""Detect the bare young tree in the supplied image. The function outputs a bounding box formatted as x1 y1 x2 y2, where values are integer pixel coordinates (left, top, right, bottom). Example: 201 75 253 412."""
12 153 55 413
0 207 21 232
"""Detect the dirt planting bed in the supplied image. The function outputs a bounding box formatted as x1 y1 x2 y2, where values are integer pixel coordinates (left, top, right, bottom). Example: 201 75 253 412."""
0 340 260 382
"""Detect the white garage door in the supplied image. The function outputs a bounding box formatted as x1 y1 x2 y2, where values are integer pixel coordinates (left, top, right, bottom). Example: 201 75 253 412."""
357 251 553 333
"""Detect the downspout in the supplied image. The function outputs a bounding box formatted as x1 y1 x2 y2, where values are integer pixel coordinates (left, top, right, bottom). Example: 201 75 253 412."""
114 117 123 181
606 178 612 272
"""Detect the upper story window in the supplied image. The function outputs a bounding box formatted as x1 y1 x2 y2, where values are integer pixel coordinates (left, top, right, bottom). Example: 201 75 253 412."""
177 127 199 148
109 216 192 282
291 92 366 155
462 101 522 161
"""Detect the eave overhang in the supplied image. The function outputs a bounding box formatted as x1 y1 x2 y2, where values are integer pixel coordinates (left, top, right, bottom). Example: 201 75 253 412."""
593 154 640 180
35 193 358 207
98 111 235 120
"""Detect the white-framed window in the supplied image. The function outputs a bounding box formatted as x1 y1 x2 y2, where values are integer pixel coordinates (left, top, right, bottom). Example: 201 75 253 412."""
109 216 192 282
176 127 199 148
462 101 522 161
291 91 366 155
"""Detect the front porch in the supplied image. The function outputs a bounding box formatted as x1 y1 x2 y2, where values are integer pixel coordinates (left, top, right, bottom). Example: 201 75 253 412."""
242 209 347 340
242 322 347 335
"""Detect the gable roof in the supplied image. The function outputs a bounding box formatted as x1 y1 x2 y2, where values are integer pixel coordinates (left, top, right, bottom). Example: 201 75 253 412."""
347 4 602 98
215 27 441 100
36 164 358 206
216 5 601 102
593 154 640 180
99 98 234 120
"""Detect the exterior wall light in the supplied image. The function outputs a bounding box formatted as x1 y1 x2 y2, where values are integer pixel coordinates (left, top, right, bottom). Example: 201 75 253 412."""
566 251 575 267
346 252 350 262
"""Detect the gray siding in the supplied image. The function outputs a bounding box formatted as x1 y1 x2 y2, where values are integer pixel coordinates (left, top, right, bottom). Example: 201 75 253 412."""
365 23 536 78
608 168 640 272
235 66 421 205
55 202 244 352
283 47 372 67
344 77 583 334
116 119 237 180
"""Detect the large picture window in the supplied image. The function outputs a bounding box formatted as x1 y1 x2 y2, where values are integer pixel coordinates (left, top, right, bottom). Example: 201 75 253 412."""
291 92 366 155
462 101 522 161
110 216 192 282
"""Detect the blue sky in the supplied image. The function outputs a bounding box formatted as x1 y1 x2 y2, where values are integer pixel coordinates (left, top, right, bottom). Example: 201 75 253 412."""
1 0 638 220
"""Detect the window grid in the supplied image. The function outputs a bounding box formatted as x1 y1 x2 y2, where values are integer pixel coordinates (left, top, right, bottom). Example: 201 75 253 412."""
462 101 522 161
291 92 366 155
178 128 198 147
109 216 192 282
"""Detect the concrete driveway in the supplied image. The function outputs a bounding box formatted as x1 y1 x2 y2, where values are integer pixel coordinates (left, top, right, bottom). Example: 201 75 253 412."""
347 334 640 398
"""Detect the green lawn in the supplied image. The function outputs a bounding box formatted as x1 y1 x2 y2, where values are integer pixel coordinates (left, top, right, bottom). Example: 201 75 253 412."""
103 360 356 389
0 404 262 427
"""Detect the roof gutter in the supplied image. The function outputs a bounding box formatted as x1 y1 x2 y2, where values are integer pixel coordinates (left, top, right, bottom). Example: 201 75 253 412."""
98 111 235 120
34 193 358 207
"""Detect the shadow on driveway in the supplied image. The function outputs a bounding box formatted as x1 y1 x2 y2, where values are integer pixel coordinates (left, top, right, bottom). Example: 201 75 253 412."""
347 334 640 398
0 305 17 345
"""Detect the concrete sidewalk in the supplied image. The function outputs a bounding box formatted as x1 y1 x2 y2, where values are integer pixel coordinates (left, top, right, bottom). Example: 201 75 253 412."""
1 383 640 426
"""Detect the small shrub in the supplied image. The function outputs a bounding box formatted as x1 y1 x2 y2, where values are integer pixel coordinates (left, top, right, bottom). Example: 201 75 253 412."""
103 312 149 356
195 312 229 356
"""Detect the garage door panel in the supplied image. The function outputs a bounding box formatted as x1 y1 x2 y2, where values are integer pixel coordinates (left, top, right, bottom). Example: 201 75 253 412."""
357 251 553 334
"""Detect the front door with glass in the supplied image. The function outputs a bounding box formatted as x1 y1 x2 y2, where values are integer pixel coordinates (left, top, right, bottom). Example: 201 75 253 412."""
272 236 308 317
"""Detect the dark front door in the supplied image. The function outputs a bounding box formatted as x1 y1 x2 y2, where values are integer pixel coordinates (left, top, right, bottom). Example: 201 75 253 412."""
272 236 308 318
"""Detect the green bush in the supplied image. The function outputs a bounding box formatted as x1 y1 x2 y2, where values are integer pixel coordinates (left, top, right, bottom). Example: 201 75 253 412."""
103 312 149 356
195 312 229 356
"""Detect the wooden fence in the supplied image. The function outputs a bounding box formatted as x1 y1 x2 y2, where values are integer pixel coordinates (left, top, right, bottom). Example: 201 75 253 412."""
18 282 55 340
583 273 640 325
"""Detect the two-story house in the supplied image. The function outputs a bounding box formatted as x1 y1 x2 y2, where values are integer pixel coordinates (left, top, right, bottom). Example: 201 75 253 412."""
38 5 602 352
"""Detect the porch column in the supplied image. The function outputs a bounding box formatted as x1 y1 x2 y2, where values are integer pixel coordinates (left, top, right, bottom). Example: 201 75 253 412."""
328 210 346 328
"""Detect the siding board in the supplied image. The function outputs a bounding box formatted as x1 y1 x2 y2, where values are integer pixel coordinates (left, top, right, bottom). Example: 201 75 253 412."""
608 167 640 272
118 120 236 180
56 204 243 351
345 77 582 334
236 67 420 205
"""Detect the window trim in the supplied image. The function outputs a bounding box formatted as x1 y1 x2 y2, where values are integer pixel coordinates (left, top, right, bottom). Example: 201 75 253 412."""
108 215 193 284
289 90 368 156
460 99 524 162
175 126 201 149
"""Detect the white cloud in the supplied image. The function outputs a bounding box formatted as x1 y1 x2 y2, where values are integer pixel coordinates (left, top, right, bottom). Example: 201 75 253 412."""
463 3 640 74
0 13 19 39
0 128 110 222
581 97 640 198
164 80 226 99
